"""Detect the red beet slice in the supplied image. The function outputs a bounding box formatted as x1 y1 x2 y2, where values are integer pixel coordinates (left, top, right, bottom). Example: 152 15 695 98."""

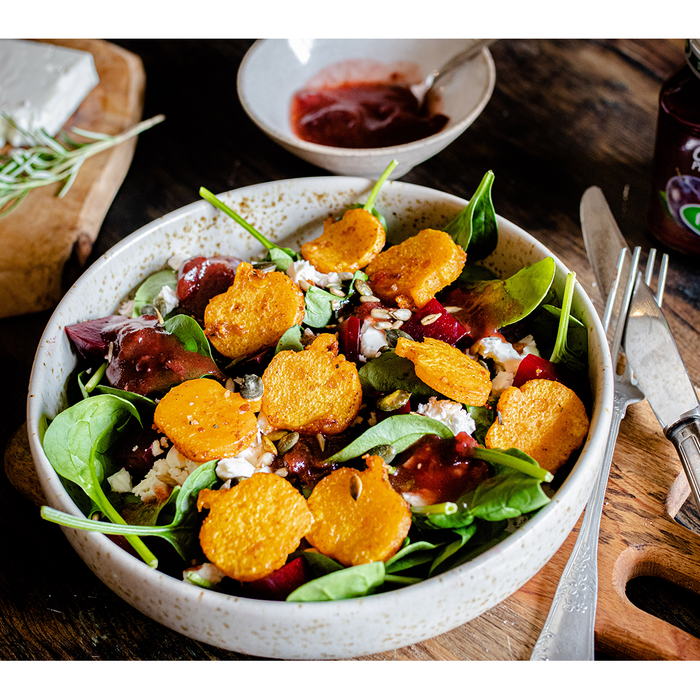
65 315 129 359
244 556 311 601
177 255 241 319
399 298 468 346
338 315 361 363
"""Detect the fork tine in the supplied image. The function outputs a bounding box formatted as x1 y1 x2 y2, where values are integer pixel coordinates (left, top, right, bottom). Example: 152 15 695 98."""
610 247 641 365
643 248 669 307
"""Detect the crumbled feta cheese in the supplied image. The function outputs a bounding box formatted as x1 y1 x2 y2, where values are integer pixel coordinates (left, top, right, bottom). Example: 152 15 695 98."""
286 259 343 292
132 447 201 501
402 491 430 507
107 468 133 493
359 320 387 359
215 431 275 481
183 562 226 588
151 439 164 457
475 335 539 375
491 370 515 396
417 396 476 436
118 299 135 317
216 456 256 480
168 252 189 271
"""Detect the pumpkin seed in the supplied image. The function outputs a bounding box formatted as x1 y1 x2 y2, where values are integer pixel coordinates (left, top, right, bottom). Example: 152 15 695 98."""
376 389 411 412
261 434 278 456
277 431 300 455
367 443 398 464
384 328 415 347
240 374 264 400
251 260 277 273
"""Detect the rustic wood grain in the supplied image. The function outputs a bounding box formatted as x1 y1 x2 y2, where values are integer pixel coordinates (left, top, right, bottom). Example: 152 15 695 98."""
1 38 699 661
0 39 146 318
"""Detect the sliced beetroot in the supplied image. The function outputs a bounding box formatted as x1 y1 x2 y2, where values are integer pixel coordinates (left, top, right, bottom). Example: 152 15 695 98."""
513 353 576 391
399 298 468 346
338 316 361 363
177 255 241 319
105 315 225 396
114 426 164 479
244 556 311 601
65 315 129 359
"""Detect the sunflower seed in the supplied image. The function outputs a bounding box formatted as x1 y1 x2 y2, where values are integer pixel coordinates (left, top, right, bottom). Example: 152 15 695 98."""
370 308 391 320
360 295 380 303
420 313 442 326
316 433 326 451
391 308 412 321
443 306 462 314
374 321 393 330
355 280 373 297
328 286 346 297
350 473 363 501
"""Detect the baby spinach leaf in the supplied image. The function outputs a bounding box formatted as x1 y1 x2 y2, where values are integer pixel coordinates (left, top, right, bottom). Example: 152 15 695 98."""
358 350 433 396
325 414 453 464
168 460 219 527
428 524 478 576
132 269 178 317
303 286 336 328
286 561 385 601
344 159 397 231
473 446 553 482
444 170 498 260
547 271 588 373
463 464 551 522
450 257 556 333
41 394 157 567
200 187 300 262
385 540 440 574
268 246 295 272
455 264 498 286
164 313 214 359
275 324 303 354
302 550 345 577
467 403 496 445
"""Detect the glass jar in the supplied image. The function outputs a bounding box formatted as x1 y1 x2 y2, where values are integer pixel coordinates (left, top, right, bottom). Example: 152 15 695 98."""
647 40 700 256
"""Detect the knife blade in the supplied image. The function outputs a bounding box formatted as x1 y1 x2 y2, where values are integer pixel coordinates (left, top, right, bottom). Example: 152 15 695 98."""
580 186 629 304
624 275 700 509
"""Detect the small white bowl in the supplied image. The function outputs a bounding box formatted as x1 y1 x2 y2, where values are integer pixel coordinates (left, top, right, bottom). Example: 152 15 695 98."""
237 39 496 178
27 177 613 659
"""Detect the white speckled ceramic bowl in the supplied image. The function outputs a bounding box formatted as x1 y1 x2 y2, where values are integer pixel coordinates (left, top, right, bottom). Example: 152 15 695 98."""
237 39 496 178
27 177 612 659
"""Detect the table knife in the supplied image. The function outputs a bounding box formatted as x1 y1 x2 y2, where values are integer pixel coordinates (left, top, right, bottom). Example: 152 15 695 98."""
624 276 700 509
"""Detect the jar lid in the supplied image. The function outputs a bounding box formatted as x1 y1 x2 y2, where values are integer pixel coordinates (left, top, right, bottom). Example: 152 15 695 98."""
686 39 700 79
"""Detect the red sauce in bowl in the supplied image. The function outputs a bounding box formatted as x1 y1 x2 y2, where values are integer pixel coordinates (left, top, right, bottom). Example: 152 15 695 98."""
290 82 449 149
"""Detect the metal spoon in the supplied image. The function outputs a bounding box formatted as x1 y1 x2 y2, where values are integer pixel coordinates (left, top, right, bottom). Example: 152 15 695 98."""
410 39 497 109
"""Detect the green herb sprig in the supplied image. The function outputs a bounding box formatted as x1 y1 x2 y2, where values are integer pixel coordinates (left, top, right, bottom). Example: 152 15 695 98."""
0 113 165 218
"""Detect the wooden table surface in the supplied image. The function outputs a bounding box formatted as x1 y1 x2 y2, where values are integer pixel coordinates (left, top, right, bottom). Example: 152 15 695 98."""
1 38 699 661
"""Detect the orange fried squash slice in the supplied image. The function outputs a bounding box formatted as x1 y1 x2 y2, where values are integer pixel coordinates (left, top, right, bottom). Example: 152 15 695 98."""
306 455 412 567
364 228 466 308
153 377 260 462
197 473 313 582
261 333 362 435
301 208 385 274
395 336 492 406
204 261 305 361
485 378 590 474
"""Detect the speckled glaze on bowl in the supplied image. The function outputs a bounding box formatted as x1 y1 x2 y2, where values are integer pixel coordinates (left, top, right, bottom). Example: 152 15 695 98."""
237 39 496 178
27 177 613 659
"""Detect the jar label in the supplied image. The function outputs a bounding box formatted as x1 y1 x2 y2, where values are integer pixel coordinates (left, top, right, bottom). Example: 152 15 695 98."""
680 204 700 235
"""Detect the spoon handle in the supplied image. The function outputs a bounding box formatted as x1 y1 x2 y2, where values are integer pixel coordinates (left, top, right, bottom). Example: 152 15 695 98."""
433 39 496 84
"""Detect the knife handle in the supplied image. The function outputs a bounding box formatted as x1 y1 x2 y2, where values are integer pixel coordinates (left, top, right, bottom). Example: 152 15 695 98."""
666 410 700 511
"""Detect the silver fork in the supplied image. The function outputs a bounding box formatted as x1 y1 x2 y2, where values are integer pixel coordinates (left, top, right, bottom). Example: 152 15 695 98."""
530 246 668 661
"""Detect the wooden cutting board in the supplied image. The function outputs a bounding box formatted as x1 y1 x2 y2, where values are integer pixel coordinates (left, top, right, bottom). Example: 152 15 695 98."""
0 39 146 319
6 394 700 660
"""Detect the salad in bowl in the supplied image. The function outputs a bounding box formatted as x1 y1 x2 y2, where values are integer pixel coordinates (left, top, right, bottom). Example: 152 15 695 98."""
28 163 611 657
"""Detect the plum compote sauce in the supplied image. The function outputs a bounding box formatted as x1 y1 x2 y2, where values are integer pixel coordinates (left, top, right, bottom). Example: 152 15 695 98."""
291 69 449 149
390 432 490 505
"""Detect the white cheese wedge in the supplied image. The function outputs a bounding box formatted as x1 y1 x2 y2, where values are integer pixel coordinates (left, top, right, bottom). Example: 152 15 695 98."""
0 39 100 147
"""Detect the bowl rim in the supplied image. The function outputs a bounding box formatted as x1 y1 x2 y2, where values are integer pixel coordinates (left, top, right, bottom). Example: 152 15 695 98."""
26 175 613 627
236 39 497 158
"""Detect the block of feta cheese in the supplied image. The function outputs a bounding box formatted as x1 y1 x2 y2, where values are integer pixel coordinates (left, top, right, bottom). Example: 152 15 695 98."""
0 39 100 147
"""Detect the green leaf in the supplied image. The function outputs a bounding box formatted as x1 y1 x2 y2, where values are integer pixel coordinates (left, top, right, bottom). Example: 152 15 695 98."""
473 446 553 482
164 313 214 358
385 540 440 574
326 414 453 464
303 285 336 328
302 550 345 577
286 562 385 601
547 271 588 372
168 460 219 527
41 394 157 567
358 350 433 396
132 269 178 317
463 465 551 521
451 257 556 330
444 171 498 260
428 525 478 575
268 246 295 272
275 325 303 354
